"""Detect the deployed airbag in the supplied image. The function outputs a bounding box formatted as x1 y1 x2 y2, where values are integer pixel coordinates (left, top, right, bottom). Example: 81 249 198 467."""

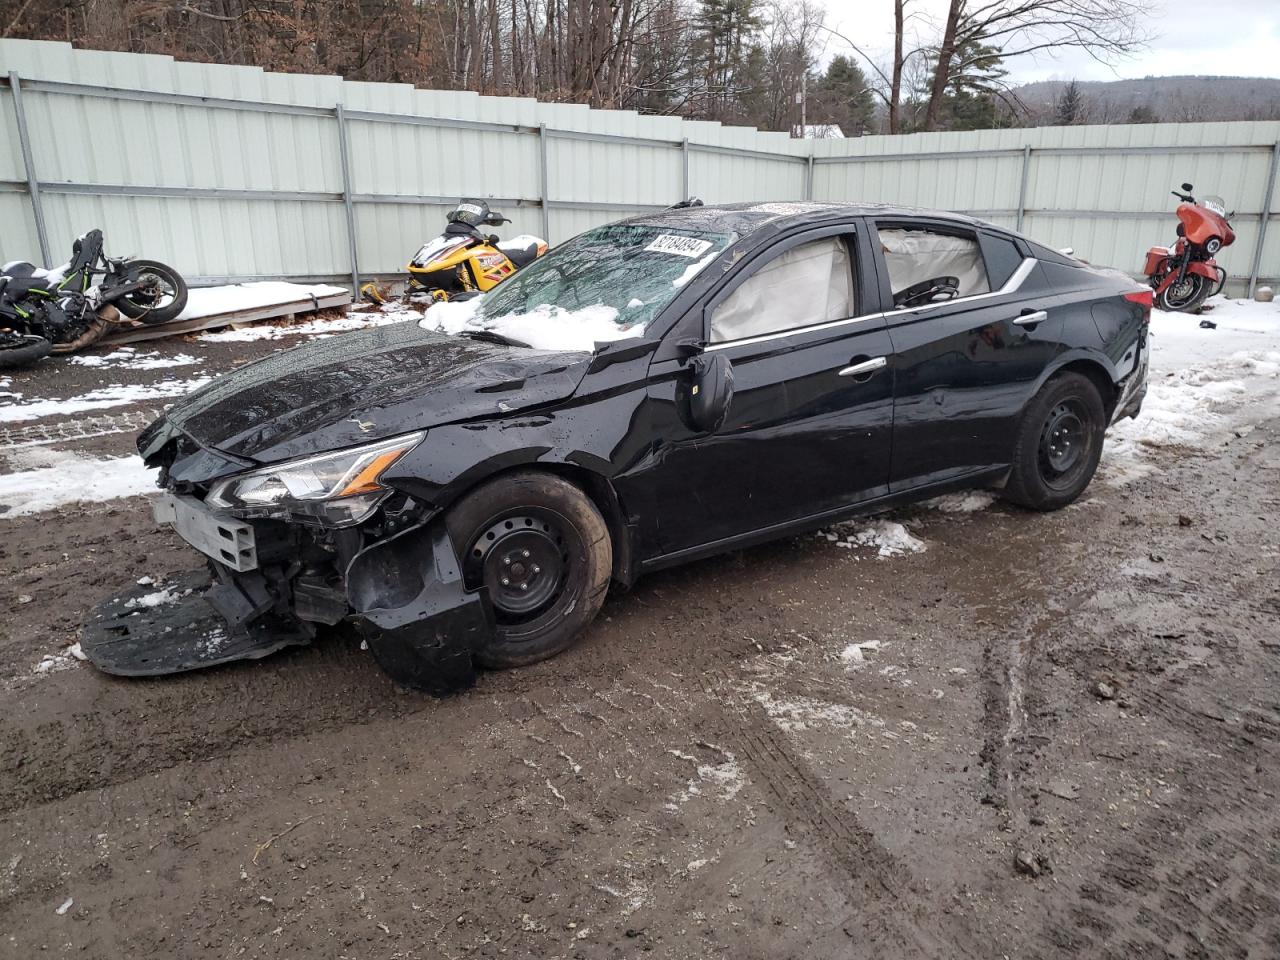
879 228 989 300
709 237 853 342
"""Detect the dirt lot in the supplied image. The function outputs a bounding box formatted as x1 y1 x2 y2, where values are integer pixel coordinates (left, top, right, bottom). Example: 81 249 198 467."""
2 313 1279 959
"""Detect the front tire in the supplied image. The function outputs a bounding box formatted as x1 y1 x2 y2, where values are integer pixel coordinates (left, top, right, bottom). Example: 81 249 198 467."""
114 260 188 325
1156 272 1210 312
446 471 611 669
1002 372 1106 511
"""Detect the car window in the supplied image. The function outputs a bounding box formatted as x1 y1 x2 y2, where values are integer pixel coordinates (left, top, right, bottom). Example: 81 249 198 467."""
708 237 854 344
878 226 990 308
981 233 1024 290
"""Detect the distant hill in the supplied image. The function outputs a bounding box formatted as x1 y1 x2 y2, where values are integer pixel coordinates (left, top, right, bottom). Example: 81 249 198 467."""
1012 76 1280 124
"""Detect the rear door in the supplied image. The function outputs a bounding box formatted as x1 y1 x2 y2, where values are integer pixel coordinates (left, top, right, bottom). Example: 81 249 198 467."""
640 223 895 556
870 219 1065 491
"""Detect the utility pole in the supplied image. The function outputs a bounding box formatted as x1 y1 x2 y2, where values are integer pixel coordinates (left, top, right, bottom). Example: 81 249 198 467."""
795 73 807 138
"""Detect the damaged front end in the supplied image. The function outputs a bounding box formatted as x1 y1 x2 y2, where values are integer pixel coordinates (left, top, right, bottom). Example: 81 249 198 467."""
81 423 491 695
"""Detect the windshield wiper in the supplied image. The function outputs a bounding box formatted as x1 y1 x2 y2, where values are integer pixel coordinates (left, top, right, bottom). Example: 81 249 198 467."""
460 329 532 349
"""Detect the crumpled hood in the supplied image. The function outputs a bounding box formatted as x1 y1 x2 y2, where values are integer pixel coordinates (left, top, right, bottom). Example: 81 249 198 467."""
142 322 589 465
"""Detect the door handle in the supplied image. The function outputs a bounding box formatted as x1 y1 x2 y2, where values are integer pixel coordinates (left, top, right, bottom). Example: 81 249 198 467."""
1013 310 1048 326
837 356 887 378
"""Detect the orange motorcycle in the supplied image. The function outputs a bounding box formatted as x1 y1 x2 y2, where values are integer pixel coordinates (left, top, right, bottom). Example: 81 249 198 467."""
1143 182 1233 312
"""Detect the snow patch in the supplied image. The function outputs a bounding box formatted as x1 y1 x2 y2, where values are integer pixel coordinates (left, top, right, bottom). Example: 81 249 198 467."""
1102 299 1280 485
68 348 201 370
672 250 720 289
839 639 881 665
821 519 927 557
33 648 81 677
125 587 181 609
420 297 642 353
0 453 158 517
925 491 996 513
750 685 884 733
0 378 210 423
199 309 414 343
177 281 347 321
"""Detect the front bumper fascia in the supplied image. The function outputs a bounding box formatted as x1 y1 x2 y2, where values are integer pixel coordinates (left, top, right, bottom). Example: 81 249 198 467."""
346 519 493 695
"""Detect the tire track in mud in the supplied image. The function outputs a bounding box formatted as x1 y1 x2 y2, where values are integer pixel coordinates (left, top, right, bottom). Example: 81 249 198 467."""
1022 431 1280 958
693 665 984 959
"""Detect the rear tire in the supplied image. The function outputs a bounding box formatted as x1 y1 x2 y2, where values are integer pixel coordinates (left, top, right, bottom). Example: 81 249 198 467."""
446 471 611 669
0 333 53 369
114 260 188 325
1001 372 1106 511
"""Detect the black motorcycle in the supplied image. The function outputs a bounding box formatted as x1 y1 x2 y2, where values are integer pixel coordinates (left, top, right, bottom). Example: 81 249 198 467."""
0 229 188 368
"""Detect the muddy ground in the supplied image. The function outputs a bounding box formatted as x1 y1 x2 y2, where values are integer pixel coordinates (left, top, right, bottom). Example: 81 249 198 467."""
1 324 1279 959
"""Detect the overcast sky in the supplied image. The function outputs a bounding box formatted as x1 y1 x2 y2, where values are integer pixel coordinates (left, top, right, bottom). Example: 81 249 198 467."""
821 0 1280 84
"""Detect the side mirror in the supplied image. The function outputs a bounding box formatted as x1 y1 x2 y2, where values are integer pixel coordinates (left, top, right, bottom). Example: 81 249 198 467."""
1181 182 1194 192
487 234 501 245
686 351 734 433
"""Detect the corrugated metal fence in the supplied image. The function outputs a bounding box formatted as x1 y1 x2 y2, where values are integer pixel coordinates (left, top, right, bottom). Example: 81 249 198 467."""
3 39 1278 295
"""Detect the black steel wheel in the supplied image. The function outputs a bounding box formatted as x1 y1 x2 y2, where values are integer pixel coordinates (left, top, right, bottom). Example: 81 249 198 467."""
1002 372 1106 511
114 260 189 325
1037 399 1090 492
446 471 611 668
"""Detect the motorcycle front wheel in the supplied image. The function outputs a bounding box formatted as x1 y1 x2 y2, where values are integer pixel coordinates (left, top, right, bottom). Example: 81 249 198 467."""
0 332 53 369
114 260 189 325
1156 272 1211 312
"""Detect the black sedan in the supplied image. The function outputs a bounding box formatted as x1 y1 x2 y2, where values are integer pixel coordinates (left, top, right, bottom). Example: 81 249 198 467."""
84 202 1150 693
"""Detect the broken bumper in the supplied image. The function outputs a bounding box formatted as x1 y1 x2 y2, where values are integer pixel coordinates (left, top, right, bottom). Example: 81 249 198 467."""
1113 334 1150 423
81 497 493 695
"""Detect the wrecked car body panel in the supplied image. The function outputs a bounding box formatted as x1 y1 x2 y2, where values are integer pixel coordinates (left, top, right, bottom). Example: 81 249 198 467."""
86 200 1150 693
347 521 493 694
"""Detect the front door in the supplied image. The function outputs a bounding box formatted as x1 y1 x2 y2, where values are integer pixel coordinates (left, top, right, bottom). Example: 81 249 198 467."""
639 226 896 558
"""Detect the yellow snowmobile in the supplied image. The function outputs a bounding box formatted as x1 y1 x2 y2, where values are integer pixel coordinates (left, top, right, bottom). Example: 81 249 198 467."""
363 199 548 305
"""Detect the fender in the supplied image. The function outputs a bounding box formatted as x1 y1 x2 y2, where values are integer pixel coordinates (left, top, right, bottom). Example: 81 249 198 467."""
1154 258 1219 293
1031 346 1124 400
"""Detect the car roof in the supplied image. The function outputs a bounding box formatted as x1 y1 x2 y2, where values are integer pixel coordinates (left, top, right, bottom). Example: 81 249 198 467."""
623 200 990 238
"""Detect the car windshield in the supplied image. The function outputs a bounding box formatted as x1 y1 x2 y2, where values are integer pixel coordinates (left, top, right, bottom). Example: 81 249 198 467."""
418 223 733 352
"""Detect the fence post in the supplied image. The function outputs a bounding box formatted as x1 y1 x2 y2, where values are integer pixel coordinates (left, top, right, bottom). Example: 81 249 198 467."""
538 123 551 242
8 72 51 266
1016 144 1032 233
682 138 690 200
334 103 361 295
1248 140 1280 299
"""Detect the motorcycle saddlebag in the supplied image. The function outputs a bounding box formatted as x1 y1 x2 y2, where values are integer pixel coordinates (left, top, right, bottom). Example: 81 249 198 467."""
1144 247 1171 276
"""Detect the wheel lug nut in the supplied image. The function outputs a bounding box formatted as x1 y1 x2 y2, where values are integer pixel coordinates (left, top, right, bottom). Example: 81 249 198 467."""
522 549 530 558
520 583 528 591
501 578 510 586
502 557 511 565
531 565 540 574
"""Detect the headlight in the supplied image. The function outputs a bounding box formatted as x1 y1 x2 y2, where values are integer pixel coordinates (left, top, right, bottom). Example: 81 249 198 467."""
206 432 425 527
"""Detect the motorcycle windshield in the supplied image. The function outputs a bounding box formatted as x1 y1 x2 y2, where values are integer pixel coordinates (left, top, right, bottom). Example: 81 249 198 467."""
412 236 470 267
1202 196 1227 218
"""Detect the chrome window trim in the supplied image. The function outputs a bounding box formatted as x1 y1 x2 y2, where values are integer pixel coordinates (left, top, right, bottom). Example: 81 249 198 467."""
705 257 1037 352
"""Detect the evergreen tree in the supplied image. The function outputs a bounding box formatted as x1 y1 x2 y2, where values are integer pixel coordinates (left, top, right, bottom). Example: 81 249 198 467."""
693 0 763 117
1127 104 1159 124
811 55 875 136
1055 80 1086 125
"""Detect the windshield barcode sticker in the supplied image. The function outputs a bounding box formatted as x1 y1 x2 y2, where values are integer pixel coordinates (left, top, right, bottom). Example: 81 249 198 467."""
645 234 713 258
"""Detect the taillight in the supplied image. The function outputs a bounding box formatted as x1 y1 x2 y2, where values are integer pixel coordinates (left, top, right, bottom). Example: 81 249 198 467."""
1124 289 1153 323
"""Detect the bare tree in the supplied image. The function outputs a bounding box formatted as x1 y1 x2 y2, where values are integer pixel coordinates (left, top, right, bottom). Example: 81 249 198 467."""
922 0 1149 130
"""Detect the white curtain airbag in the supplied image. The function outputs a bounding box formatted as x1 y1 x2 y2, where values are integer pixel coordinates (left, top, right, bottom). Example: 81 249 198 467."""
710 238 853 343
879 229 989 299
